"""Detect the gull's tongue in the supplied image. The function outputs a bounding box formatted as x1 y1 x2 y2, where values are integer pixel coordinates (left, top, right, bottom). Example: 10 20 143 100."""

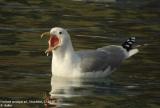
50 36 59 47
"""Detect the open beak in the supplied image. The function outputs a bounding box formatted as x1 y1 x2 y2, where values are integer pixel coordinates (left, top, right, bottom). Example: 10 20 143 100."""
41 32 50 38
41 32 60 56
41 32 51 56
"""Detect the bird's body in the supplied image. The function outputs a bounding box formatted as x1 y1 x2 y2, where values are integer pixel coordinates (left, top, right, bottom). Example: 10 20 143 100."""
41 27 139 78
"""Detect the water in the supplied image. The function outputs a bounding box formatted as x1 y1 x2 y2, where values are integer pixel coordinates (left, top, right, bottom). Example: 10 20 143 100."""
0 0 159 108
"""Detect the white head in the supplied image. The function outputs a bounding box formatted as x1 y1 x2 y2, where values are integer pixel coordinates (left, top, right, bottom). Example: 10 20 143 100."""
41 27 73 55
41 27 81 77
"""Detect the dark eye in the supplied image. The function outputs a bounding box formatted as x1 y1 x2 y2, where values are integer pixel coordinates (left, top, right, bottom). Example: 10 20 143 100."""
59 31 62 34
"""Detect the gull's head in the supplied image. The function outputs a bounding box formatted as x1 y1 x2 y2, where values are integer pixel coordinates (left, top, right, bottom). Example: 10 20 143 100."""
41 27 71 53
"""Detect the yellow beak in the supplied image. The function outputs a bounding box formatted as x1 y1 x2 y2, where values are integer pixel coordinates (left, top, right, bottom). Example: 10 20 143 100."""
41 32 50 38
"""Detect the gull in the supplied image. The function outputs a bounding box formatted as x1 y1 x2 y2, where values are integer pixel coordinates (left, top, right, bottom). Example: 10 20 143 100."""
41 27 138 78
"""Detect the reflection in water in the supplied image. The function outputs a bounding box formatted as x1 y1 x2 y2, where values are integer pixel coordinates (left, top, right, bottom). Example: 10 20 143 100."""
50 76 82 97
47 76 82 107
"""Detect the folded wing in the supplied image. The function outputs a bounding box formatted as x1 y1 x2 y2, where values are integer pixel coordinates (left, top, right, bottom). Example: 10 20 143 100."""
76 45 128 72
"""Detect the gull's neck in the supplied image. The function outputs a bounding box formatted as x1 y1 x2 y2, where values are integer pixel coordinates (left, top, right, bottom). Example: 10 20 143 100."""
51 39 81 77
52 39 74 60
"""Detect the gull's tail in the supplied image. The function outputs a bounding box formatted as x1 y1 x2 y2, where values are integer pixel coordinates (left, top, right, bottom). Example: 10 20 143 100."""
122 37 139 58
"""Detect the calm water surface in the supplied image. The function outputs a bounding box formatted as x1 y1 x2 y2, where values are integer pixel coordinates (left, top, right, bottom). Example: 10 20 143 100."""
0 0 159 108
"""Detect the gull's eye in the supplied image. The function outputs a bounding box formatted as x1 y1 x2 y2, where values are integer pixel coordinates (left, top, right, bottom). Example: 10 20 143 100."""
59 31 62 35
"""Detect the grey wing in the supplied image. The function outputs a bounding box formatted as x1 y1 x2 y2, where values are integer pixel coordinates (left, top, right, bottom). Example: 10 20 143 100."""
76 45 127 72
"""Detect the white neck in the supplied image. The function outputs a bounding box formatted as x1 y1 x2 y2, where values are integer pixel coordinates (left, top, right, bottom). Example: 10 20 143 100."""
51 39 81 77
52 39 74 59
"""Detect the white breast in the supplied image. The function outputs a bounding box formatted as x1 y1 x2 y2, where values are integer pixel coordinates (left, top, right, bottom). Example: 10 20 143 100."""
51 52 82 77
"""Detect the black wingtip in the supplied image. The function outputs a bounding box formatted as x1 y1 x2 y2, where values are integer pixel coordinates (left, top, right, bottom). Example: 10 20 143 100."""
122 37 136 51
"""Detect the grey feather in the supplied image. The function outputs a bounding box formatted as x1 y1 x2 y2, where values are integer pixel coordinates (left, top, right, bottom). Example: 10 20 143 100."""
76 45 127 72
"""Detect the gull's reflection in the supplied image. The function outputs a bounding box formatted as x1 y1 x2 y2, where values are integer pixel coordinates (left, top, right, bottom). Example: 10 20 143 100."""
45 76 82 108
50 76 82 97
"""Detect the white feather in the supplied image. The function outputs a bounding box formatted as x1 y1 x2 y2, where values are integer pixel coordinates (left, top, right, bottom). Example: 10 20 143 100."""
128 49 139 58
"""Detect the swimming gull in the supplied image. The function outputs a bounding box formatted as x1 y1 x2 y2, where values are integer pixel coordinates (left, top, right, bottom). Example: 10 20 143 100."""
41 27 139 78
